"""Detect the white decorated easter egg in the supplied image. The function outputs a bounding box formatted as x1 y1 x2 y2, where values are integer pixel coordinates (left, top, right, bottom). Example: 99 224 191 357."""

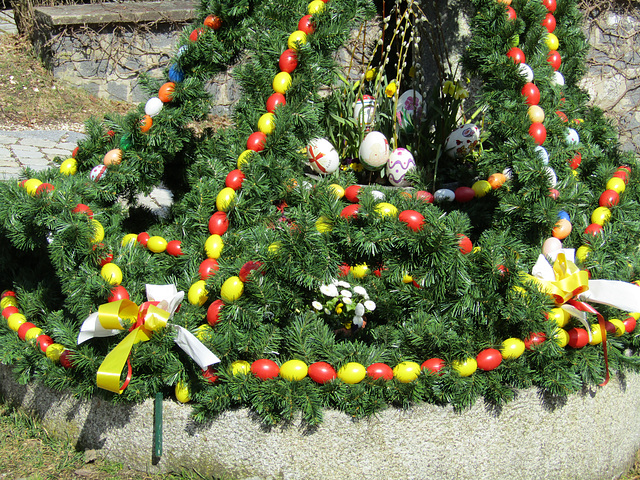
307 138 340 174
544 166 557 187
445 124 480 158
517 63 534 83
397 90 423 132
535 146 549 164
386 148 416 187
359 131 390 171
353 95 375 129
434 188 455 202
145 97 164 117
90 164 107 182
551 71 565 86
566 128 579 145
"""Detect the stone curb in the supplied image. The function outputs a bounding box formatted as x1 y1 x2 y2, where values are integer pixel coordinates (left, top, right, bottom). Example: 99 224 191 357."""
1 363 639 480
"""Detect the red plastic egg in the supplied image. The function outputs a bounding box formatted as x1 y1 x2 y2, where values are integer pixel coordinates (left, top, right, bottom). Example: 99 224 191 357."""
59 349 74 368
36 183 55 195
158 82 176 103
208 211 229 235
521 82 540 106
344 185 361 203
99 250 114 266
166 240 183 256
421 358 445 375
207 299 225 326
266 92 286 113
36 334 53 353
415 190 434 203
251 359 280 380
247 132 267 152
108 285 130 302
543 0 557 12
542 12 556 32
137 232 150 247
204 14 222 30
584 223 603 235
17 322 37 341
340 204 360 219
202 365 219 383
199 258 219 280
568 152 581 169
612 170 630 184
476 349 502 371
529 122 547 145
623 316 637 333
238 261 263 282
398 210 425 232
72 203 93 218
524 332 546 349
308 361 337 384
279 48 298 73
454 186 475 203
506 6 516 20
2 306 19 319
72 146 79 157
457 234 473 254
506 47 525 64
189 27 204 42
548 50 562 71
567 328 589 348
225 169 245 190
297 14 315 34
599 189 620 208
366 362 393 380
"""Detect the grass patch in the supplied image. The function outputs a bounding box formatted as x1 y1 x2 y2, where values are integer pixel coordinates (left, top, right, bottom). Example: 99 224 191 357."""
0 34 132 129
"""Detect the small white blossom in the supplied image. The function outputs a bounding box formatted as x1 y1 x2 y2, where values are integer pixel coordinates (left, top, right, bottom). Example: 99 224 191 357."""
353 315 364 327
353 286 367 296
320 284 339 297
364 300 376 312
342 297 353 305
312 301 323 310
340 289 352 298
335 280 351 288
355 303 365 316
324 308 331 315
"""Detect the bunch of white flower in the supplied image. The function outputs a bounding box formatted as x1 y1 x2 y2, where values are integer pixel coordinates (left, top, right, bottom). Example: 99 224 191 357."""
312 280 376 328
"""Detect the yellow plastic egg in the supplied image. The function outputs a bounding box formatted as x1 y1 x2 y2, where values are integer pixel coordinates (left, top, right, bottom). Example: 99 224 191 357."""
329 184 345 198
472 180 492 198
60 158 77 175
7 313 26 331
205 234 224 259
501 338 525 359
393 361 422 383
90 219 104 243
25 327 43 341
45 343 65 362
528 105 545 123
196 324 213 341
589 324 602 345
220 276 244 302
287 31 307 51
402 274 413 284
307 0 325 14
609 318 626 336
548 307 570 327
121 234 138 247
101 263 123 285
315 216 333 233
606 177 625 194
452 358 478 377
147 236 168 253
268 242 281 255
630 313 640 320
24 179 42 196
216 187 236 212
554 328 570 347
591 206 611 226
279 359 308 381
350 264 369 278
272 71 292 95
545 33 559 50
337 362 366 384
375 202 398 217
188 280 209 306
258 112 276 135
237 149 255 169
1 296 18 309
230 360 251 375
576 245 592 263
175 381 191 403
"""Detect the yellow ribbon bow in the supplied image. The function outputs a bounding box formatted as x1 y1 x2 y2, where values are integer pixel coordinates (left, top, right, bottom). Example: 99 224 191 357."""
78 284 219 394
528 252 589 306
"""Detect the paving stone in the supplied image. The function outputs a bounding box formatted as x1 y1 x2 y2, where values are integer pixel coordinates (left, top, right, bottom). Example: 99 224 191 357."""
0 167 22 179
54 142 79 152
42 148 74 159
28 164 55 172
18 137 57 148
25 130 67 142
0 135 21 145
63 132 87 143
0 158 19 167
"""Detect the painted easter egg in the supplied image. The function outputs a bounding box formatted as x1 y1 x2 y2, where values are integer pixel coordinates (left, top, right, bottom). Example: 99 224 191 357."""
90 164 107 181
359 131 390 171
353 95 375 129
386 148 416 187
307 138 340 174
396 90 423 132
444 124 480 158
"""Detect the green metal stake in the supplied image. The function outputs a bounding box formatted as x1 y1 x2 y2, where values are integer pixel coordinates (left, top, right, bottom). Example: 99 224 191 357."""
153 392 163 460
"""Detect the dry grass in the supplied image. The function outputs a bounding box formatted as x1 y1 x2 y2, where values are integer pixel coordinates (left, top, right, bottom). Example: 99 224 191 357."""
0 34 131 129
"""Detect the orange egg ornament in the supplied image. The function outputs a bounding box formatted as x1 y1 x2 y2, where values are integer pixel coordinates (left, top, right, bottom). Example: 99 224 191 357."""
158 82 176 103
140 115 153 133
487 173 507 189
552 218 572 239
103 148 123 166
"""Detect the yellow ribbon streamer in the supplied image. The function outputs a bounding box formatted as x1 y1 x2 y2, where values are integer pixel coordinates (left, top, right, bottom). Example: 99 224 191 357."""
527 253 589 305
95 300 170 394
